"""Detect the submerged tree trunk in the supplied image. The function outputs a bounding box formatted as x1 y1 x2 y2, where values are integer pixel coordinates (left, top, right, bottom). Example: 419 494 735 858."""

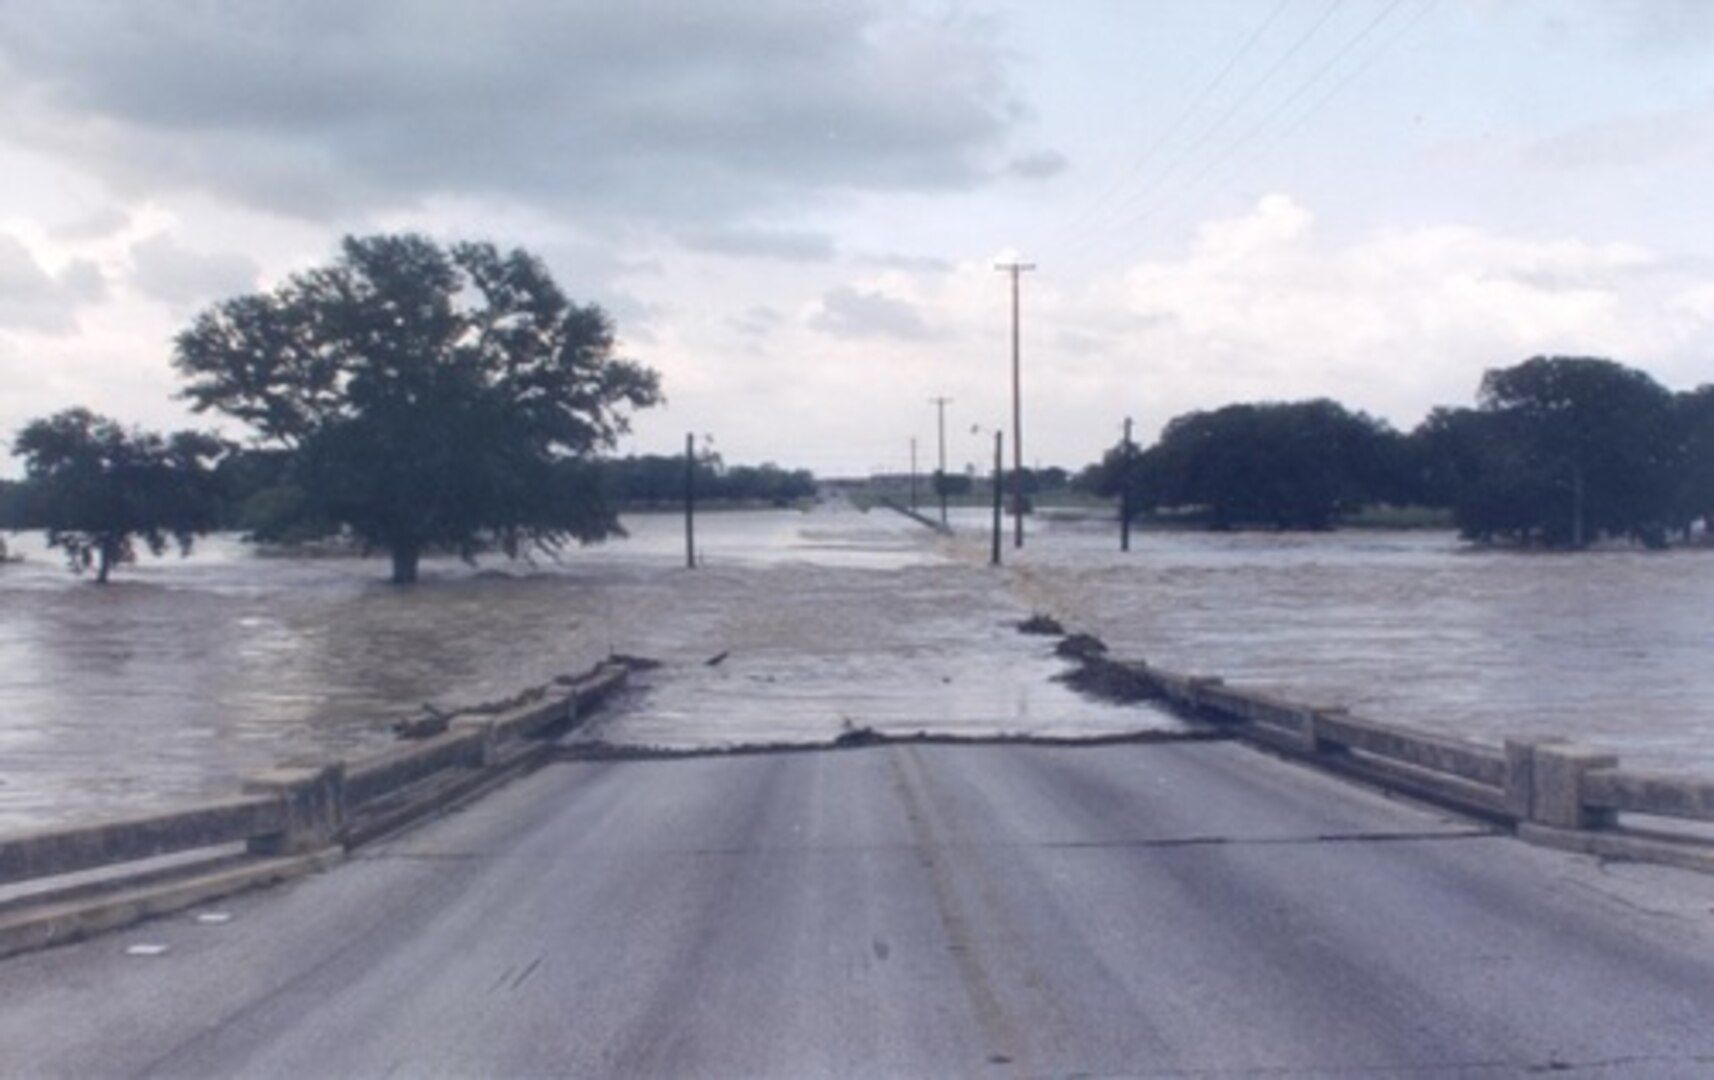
91 536 126 585
389 542 420 585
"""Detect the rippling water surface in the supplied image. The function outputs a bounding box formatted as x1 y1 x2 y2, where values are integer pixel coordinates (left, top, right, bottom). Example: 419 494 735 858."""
0 509 1155 830
995 512 1714 774
4 508 1713 831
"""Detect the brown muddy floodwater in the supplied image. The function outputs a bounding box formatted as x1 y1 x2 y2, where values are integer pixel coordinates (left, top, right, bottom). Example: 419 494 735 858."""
0 508 1156 831
3 506 1713 831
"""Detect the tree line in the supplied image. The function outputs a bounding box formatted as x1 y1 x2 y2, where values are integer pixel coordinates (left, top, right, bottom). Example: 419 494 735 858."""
6 234 662 583
2 442 818 581
602 455 815 508
1086 356 1714 548
7 232 1707 584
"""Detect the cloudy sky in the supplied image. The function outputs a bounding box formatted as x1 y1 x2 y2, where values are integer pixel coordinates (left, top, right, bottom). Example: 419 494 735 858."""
4 0 1714 479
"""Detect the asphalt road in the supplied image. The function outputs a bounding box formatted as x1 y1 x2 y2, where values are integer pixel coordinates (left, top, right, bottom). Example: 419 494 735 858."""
7 740 1714 1077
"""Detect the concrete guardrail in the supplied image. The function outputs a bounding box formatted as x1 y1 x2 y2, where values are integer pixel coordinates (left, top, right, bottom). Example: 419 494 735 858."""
1125 657 1714 873
9 637 1714 959
0 660 630 959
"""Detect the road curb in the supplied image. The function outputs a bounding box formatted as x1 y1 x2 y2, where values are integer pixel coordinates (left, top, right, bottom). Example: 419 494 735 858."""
0 848 342 960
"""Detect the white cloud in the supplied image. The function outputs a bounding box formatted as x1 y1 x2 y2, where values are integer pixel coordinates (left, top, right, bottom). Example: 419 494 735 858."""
810 285 942 342
1092 195 1714 434
0 235 105 334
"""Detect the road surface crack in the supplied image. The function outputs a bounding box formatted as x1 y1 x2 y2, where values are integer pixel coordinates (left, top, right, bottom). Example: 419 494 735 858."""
557 728 1226 762
1032 828 1498 851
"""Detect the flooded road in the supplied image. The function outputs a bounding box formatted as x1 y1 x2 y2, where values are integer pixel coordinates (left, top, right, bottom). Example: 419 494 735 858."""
3 506 1713 831
0 510 1158 830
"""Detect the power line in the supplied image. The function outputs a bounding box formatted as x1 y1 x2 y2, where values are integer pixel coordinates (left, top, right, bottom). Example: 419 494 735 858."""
1056 0 1294 244
1114 0 1415 239
1224 0 1438 193
1098 0 1348 230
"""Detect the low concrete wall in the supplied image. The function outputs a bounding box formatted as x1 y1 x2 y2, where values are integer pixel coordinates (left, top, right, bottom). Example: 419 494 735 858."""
344 730 487 809
1121 653 1714 872
877 498 953 535
1584 769 1714 823
0 796 284 884
0 660 631 958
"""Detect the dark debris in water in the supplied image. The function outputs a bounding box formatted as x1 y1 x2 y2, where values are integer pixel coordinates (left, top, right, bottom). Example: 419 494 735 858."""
1017 613 1065 636
600 653 663 673
1012 624 1163 705
1054 654 1162 704
834 723 883 748
559 726 1222 762
1055 632 1109 663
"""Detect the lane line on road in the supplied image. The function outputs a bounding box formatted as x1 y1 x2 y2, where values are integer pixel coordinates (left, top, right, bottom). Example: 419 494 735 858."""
557 828 1500 860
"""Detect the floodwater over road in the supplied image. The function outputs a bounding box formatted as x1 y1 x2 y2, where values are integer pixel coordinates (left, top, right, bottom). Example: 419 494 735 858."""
4 506 1714 830
0 509 1158 831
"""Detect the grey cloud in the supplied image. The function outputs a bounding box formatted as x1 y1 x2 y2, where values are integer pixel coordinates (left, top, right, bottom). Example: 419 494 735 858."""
1523 107 1714 171
810 285 940 341
732 305 785 337
1006 149 1068 180
50 206 131 241
1607 0 1714 54
1056 329 1111 356
129 234 260 308
682 227 837 262
0 235 105 333
0 2 1032 227
854 251 954 273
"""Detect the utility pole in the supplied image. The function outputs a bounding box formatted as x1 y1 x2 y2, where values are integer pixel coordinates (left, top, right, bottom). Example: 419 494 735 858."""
929 396 953 525
995 260 1036 549
909 437 919 511
683 431 696 570
990 430 1004 566
1120 417 1134 553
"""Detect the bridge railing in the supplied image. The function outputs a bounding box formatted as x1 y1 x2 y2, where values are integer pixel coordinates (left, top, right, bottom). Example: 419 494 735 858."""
1131 658 1714 873
0 661 630 958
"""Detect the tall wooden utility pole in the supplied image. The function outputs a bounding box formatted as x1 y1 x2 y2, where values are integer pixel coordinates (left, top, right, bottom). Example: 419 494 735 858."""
990 431 1004 566
909 437 919 511
683 432 696 569
995 261 1035 549
1120 417 1134 553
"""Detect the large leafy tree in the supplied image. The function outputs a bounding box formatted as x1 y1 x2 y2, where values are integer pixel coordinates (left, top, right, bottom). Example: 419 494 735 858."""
10 408 226 583
1672 385 1714 536
1409 406 1541 541
1096 399 1405 529
1464 356 1677 547
173 234 662 582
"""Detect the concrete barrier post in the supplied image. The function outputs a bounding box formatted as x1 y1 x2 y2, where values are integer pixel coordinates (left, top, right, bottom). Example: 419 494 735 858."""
1307 707 1348 756
243 764 346 855
450 717 500 767
1186 676 1223 714
1503 739 1542 822
1528 744 1618 830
